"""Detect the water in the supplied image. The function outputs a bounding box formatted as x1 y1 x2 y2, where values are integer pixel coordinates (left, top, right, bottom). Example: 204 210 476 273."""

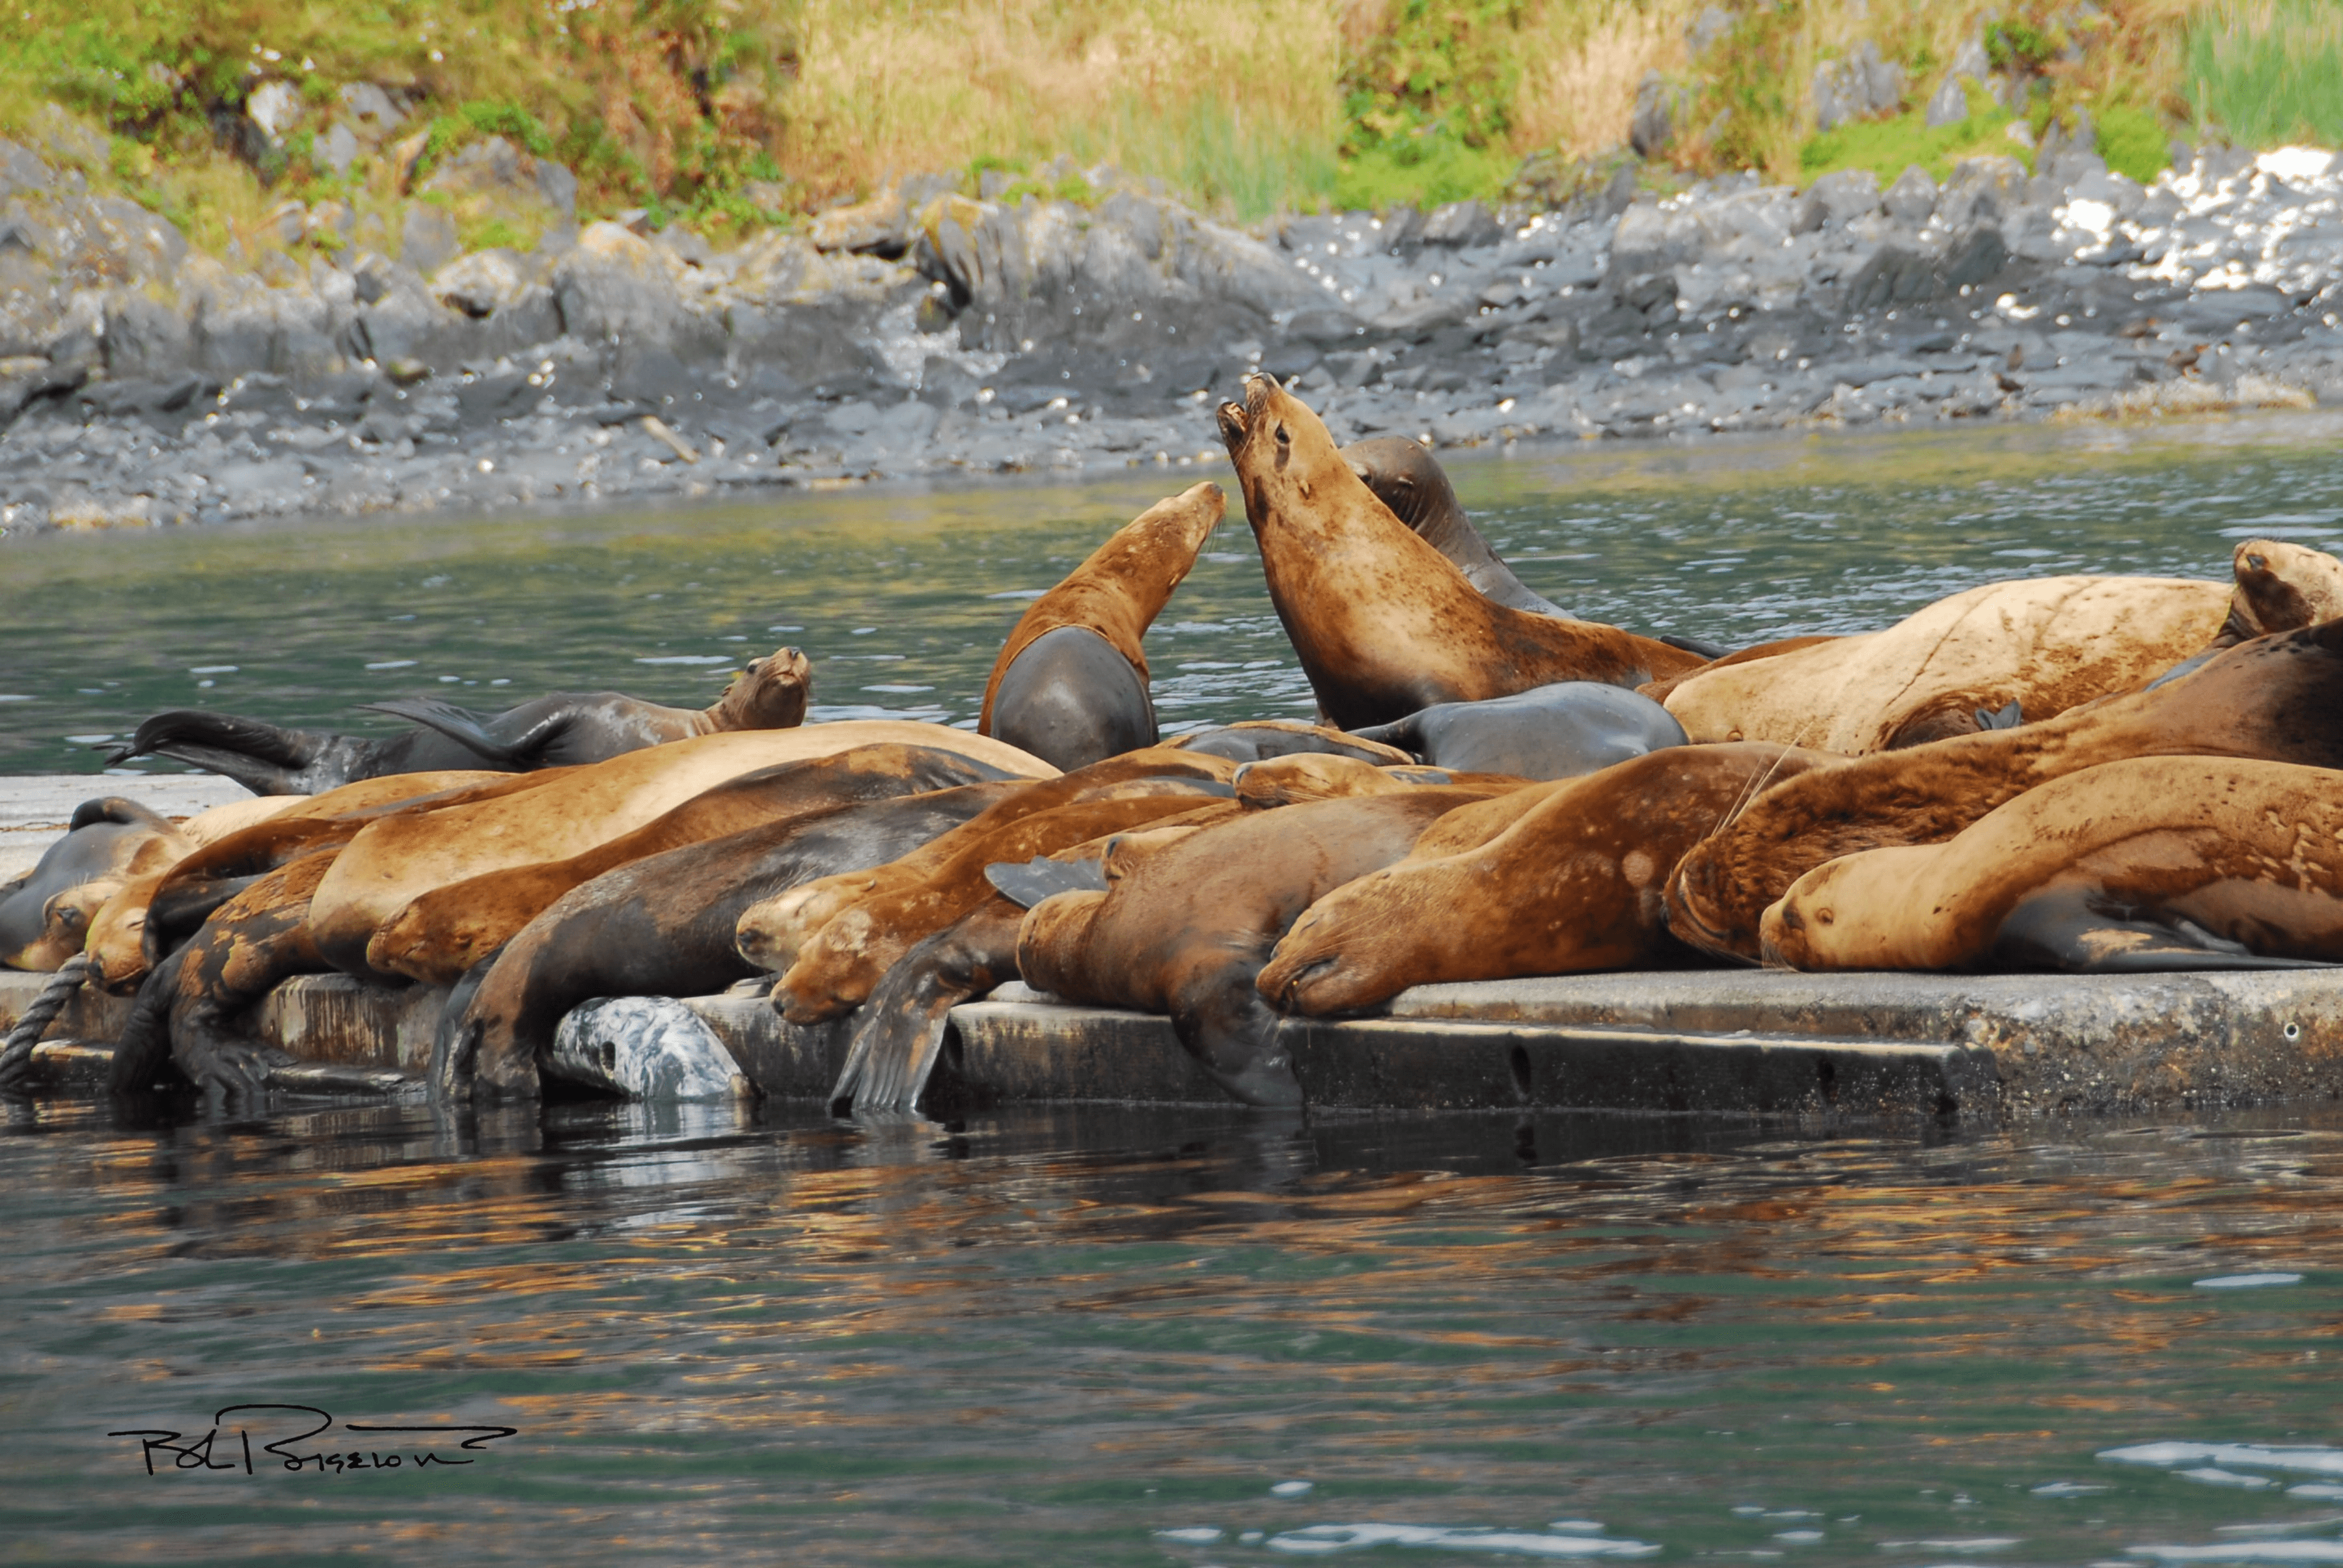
7 415 2343 771
8 415 2343 1560
5 1097 2341 1563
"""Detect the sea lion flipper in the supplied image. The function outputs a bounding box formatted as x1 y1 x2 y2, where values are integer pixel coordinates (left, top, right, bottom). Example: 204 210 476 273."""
1975 698 2024 731
983 856 1109 909
1658 633 1731 661
359 698 531 765
1994 887 2338 973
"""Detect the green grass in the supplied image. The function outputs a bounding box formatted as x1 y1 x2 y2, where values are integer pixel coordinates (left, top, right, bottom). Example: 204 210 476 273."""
1063 98 1338 224
1801 90 2036 187
2185 0 2343 146
2094 102 2174 182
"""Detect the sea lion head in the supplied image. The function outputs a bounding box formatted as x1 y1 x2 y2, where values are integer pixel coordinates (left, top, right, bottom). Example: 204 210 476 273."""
1341 435 1457 534
714 646 814 730
2222 538 2343 644
1216 373 1355 525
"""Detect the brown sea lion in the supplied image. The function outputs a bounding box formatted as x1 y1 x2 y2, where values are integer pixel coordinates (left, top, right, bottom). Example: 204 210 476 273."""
105 646 814 794
450 783 1029 1099
979 484 1222 770
769 782 1242 1023
1214 374 1704 730
1258 743 1831 1016
733 745 1239 978
2215 538 2343 646
306 722 1054 983
1636 635 1842 706
365 743 1023 985
1666 616 2343 961
1762 757 2343 973
1660 575 2236 754
1013 786 1496 1104
1227 754 1514 808
81 770 553 993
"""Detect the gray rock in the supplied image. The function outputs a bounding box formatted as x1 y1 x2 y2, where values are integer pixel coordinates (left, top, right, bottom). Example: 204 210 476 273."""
1796 169 1882 231
1423 200 1501 248
1925 74 1971 128
1935 155 2027 229
318 122 361 177
1883 165 1938 225
0 139 52 199
553 221 687 342
337 83 405 138
1813 41 1904 131
535 160 577 222
103 292 193 378
400 205 459 277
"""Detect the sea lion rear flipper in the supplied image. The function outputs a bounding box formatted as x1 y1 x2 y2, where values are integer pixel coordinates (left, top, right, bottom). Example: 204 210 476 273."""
1995 887 2338 974
1658 633 1731 661
1974 698 2024 732
983 856 1109 909
830 905 1021 1115
105 711 325 791
359 698 532 765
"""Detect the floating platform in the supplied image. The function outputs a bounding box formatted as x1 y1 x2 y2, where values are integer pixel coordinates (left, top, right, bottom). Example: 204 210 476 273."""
7 964 2340 1119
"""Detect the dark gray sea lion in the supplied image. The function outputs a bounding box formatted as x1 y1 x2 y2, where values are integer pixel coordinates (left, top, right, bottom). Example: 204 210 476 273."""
1349 681 1689 779
1 799 187 970
443 784 1024 1100
105 646 815 794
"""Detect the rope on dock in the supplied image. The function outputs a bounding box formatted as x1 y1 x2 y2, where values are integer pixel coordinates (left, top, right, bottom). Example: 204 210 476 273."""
0 953 92 1093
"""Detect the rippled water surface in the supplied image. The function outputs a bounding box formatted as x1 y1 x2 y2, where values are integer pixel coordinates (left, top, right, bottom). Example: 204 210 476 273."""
5 1099 2341 1564
7 413 2343 770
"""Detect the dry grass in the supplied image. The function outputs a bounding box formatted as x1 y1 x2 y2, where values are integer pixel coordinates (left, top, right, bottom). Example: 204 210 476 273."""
1509 0 1697 159
777 0 1345 212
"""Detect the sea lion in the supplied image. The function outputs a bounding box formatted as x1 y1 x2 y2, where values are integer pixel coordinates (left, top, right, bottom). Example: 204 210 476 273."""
1665 616 2343 961
769 782 1242 1023
1227 754 1510 808
306 722 1054 983
104 646 814 794
1762 756 2343 973
979 484 1222 770
1171 721 1415 765
827 800 1252 1114
1349 681 1688 779
1013 786 1497 1105
1659 575 2236 754
1258 743 1831 1016
2214 538 2343 646
733 746 1238 979
79 771 555 992
448 783 1027 1099
1 799 189 970
1216 374 1703 729
365 743 1022 986
1341 436 1565 616
1636 635 1842 706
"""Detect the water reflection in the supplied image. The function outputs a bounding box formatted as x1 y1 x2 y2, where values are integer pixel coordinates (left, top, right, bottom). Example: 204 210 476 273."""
5 1097 2342 1563
8 413 2343 769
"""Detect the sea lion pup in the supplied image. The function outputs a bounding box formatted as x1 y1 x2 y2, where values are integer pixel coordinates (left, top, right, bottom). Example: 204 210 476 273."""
2 800 193 970
366 744 1022 986
769 782 1242 1023
1215 374 1704 730
1762 756 2343 973
1660 575 2238 754
105 646 814 794
1666 616 2343 961
446 783 1029 1100
827 799 1250 1114
979 484 1224 771
734 745 1239 977
1258 743 1831 1016
1349 681 1688 779
306 721 1054 984
79 771 532 992
1172 721 1414 765
1013 786 1498 1105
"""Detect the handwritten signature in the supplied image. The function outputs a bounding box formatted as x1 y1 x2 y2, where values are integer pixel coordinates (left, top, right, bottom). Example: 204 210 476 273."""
110 1405 518 1476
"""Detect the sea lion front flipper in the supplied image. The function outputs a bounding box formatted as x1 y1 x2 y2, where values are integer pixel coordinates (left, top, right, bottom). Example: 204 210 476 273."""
1975 698 2024 732
358 698 532 765
1658 633 1731 661
1994 887 2339 974
983 856 1109 910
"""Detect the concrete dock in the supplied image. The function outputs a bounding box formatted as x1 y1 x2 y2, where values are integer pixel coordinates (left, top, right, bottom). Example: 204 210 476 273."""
7 964 2338 1119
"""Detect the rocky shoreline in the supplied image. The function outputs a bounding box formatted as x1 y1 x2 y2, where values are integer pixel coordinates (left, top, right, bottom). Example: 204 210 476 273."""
6 128 2343 534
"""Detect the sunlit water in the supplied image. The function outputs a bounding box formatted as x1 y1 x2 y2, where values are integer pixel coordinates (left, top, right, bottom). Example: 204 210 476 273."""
5 1098 2340 1564
7 413 2343 771
7 417 2343 1561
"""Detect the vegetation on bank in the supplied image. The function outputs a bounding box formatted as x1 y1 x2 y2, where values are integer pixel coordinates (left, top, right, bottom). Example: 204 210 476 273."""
0 0 2337 261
